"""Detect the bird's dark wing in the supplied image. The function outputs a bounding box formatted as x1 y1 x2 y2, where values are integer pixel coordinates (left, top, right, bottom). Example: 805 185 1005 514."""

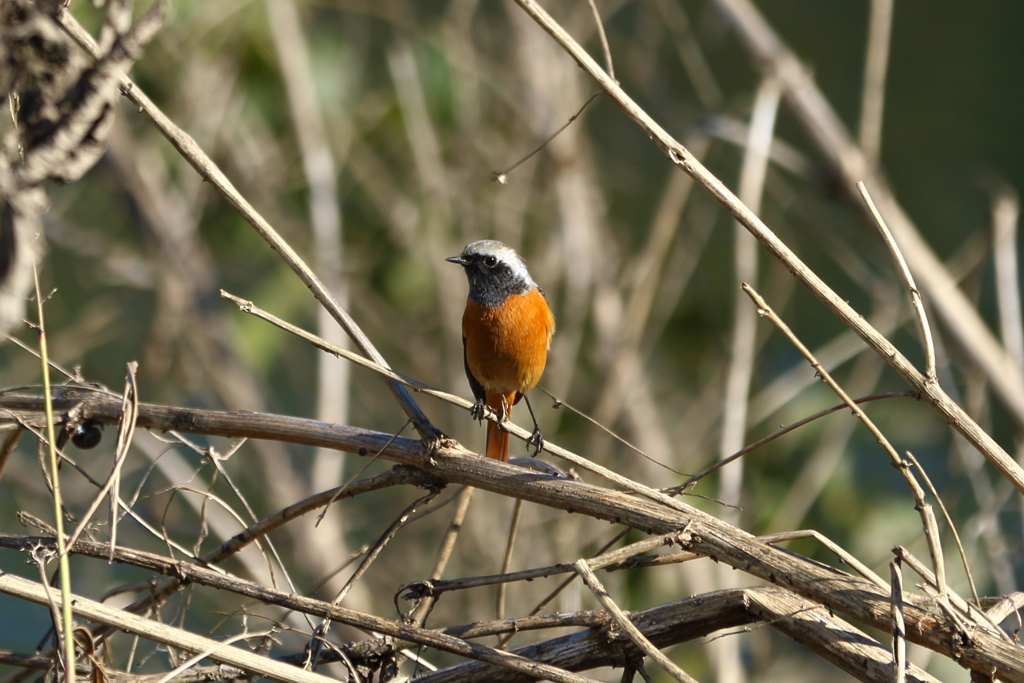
463 334 486 404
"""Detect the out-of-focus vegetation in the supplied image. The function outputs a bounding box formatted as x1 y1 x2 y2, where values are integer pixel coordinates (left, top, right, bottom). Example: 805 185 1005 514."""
3 0 1024 681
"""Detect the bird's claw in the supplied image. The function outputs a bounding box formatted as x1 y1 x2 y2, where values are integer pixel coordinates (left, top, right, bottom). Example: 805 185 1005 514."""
526 427 544 456
470 399 486 423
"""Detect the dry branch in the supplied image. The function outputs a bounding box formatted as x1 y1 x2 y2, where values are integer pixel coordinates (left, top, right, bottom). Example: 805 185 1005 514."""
574 558 699 683
509 0 1024 497
220 290 709 518
421 586 943 683
417 589 754 683
744 588 938 683
0 530 771 683
2 390 1022 680
0 555 601 683
55 8 438 444
709 0 1024 433
0 534 744 676
0 572 338 683
1 3 1017 682
858 182 937 381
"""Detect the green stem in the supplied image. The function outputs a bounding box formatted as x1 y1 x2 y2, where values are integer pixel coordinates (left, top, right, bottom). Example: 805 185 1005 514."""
34 266 76 683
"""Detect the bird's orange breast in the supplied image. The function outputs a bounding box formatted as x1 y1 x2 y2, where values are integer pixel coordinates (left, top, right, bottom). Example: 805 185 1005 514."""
463 288 555 396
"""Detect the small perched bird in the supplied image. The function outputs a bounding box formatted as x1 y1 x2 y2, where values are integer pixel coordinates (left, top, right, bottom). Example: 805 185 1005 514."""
447 240 555 461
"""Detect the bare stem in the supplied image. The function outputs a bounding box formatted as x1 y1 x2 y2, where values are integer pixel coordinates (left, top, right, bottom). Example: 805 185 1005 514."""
574 559 698 683
510 0 1024 495
56 9 438 443
584 0 615 81
741 284 948 606
857 181 937 381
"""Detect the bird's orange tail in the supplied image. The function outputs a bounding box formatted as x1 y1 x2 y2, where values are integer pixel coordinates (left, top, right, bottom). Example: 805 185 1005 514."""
485 392 515 461
486 421 509 462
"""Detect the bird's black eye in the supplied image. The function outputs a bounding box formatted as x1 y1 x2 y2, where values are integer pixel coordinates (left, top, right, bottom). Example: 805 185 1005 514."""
484 256 498 268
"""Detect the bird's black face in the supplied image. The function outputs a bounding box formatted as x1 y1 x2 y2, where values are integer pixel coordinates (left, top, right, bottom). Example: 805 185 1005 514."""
449 250 510 280
447 241 535 307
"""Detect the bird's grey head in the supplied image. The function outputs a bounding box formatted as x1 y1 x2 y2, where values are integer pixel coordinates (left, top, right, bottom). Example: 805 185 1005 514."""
446 240 537 306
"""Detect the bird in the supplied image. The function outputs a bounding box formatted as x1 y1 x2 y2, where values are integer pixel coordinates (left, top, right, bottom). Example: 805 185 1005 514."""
447 240 555 462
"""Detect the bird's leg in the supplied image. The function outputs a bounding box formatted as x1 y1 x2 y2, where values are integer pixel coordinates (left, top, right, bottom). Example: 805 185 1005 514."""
522 394 544 455
498 395 511 430
474 396 509 429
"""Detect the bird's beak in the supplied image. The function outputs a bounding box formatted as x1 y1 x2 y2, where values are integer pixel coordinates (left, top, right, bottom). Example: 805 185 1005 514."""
446 255 466 265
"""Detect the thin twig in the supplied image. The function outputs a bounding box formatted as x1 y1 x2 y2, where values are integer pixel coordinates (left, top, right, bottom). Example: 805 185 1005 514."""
336 492 439 608
633 661 655 683
152 629 277 683
497 528 632 648
164 433 295 597
574 559 699 683
857 181 937 381
220 291 459 408
310 491 440 669
892 546 1007 641
890 557 906 683
742 284 951 605
541 388 686 476
510 0 1024 495
109 361 139 560
402 535 673 600
767 333 890 532
218 290 712 519
315 419 412 526
0 429 21 484
63 363 138 557
602 528 892 592
584 0 615 81
29 544 62 665
407 485 476 628
902 449 980 606
492 92 601 183
982 592 1024 625
56 9 438 443
758 530 888 590
672 391 916 493
497 499 523 621
410 526 889 604
748 306 902 426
